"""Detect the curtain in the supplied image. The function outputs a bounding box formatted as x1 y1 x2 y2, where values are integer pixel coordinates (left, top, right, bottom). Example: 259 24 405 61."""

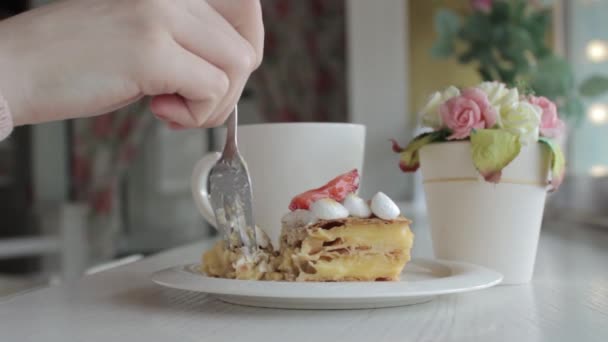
252 0 347 122
71 101 153 260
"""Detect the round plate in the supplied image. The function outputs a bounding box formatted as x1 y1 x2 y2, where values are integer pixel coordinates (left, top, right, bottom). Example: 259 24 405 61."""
151 259 502 309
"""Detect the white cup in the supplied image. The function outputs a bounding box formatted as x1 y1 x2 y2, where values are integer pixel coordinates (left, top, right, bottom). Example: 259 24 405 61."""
192 123 366 247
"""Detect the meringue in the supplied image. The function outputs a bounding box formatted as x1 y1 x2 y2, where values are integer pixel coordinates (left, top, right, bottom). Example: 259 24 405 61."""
310 198 349 220
370 192 400 220
343 193 372 218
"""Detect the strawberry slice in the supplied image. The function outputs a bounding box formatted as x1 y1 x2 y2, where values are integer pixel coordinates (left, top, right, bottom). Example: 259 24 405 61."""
289 169 360 211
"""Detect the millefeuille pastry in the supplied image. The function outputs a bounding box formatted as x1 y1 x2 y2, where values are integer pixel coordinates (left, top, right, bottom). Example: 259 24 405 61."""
201 226 282 281
202 169 414 281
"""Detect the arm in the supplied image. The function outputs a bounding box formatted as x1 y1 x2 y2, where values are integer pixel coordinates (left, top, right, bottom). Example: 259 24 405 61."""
0 0 264 137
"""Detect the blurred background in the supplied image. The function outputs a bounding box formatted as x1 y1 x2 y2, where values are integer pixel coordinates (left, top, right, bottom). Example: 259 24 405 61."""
0 0 606 296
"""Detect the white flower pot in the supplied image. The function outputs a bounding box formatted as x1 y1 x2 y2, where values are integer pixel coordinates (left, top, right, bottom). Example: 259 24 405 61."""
419 141 551 284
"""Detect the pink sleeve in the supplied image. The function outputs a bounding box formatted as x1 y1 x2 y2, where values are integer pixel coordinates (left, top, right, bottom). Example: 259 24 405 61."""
0 91 13 141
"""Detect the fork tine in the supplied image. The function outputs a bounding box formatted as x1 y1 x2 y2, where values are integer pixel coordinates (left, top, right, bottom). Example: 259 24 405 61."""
208 106 257 258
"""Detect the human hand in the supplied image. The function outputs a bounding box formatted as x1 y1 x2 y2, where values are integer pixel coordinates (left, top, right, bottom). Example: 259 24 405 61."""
0 0 264 129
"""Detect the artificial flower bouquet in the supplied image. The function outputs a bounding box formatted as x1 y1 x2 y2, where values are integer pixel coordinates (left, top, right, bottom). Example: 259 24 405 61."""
393 81 565 192
391 81 566 284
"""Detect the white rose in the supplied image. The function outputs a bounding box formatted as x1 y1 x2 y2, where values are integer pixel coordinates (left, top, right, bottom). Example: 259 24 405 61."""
420 86 460 129
477 82 519 127
501 101 542 145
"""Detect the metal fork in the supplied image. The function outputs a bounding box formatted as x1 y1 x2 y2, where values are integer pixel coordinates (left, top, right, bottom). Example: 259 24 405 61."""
208 105 257 257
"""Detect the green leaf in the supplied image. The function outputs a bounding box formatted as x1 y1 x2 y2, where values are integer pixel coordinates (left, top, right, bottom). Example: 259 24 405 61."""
434 9 460 37
529 56 574 100
525 11 551 47
431 9 460 59
431 37 455 58
514 80 536 96
458 48 476 64
496 65 517 85
470 129 522 183
459 14 492 43
505 25 535 52
490 2 511 23
579 75 608 98
476 47 496 67
538 137 566 192
478 66 494 81
511 0 527 21
393 131 448 173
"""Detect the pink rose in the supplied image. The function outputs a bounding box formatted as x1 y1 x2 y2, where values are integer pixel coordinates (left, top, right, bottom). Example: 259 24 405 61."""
471 0 492 12
440 88 498 140
528 96 565 138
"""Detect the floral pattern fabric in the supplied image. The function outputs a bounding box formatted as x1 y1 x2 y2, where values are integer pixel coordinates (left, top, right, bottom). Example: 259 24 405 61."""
252 0 347 122
71 100 153 217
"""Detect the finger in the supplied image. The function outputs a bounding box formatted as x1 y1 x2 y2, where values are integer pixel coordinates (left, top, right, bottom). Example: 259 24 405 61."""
174 1 256 72
204 103 236 128
150 94 196 127
151 94 228 129
152 94 230 129
145 44 230 128
200 0 265 68
200 113 227 129
170 5 254 126
168 121 188 130
207 81 246 124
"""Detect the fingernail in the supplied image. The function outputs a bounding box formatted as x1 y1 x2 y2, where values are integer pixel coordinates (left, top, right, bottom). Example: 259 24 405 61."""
154 112 169 121
168 122 187 130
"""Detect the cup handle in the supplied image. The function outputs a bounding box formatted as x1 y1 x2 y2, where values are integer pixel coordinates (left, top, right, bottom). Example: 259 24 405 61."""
191 152 221 229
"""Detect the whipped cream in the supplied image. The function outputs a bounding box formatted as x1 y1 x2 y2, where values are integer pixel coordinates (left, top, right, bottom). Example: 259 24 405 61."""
343 193 372 218
310 198 349 220
234 255 249 269
281 209 316 228
370 192 400 220
255 226 270 249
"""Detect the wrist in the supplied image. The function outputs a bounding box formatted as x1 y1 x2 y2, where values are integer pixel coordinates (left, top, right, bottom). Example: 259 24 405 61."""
0 20 32 127
0 90 13 140
0 25 15 138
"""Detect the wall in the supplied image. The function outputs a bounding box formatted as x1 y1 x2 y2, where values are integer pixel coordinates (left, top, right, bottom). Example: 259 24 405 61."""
408 0 480 115
347 0 411 200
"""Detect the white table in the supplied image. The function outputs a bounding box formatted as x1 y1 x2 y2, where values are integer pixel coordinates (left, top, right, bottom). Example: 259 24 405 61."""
1 219 607 342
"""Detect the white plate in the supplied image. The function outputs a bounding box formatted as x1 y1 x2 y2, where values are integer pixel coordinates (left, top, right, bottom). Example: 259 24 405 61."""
151 259 502 309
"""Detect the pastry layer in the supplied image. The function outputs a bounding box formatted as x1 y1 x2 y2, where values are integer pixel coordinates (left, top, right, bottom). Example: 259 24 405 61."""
282 217 414 281
202 216 414 282
202 242 283 281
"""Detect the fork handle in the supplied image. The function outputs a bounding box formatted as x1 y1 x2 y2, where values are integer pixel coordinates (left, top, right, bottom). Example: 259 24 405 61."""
223 106 238 157
191 152 222 228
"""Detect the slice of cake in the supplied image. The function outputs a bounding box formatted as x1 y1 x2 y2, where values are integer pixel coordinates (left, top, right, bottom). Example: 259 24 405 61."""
202 227 283 281
202 169 414 281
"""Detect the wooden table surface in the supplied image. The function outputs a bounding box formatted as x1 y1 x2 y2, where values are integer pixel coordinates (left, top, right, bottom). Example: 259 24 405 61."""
1 216 607 342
